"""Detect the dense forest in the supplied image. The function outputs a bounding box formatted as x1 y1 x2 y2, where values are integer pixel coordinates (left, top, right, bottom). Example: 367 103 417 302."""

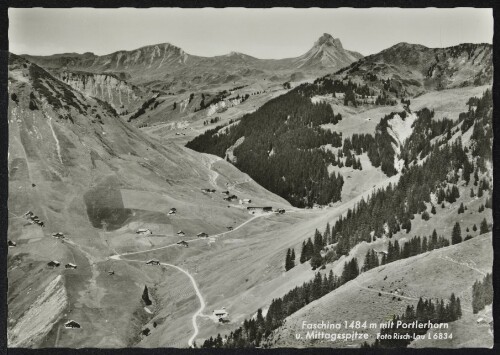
187 91 345 207
186 74 417 206
295 90 492 265
472 273 493 314
362 293 462 348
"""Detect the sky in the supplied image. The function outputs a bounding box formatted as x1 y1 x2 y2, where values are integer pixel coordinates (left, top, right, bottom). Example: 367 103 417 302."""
8 7 493 58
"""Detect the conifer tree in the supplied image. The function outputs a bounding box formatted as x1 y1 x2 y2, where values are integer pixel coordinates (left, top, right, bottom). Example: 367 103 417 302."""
480 218 489 234
142 285 152 306
452 222 462 245
299 241 307 263
285 249 292 271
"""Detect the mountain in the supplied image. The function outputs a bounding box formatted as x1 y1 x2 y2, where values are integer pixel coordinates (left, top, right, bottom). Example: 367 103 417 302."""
334 42 492 95
286 33 363 70
7 54 290 347
22 34 363 92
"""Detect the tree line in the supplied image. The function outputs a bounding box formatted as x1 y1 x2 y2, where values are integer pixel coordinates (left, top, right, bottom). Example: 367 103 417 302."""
362 293 462 348
203 223 465 349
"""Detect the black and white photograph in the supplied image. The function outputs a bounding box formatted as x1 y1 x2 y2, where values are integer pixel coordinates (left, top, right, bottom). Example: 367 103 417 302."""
5 5 495 349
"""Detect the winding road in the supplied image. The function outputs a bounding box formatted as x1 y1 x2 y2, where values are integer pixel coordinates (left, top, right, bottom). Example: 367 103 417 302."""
110 256 206 347
109 210 275 347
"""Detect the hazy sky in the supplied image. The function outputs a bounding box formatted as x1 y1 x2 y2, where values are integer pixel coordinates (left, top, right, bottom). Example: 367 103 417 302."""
9 8 493 58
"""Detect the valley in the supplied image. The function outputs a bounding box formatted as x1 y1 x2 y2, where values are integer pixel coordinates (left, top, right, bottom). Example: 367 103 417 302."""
7 31 494 350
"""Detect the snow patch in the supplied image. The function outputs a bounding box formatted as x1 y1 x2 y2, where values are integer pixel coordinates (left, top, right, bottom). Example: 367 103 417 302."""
386 112 417 172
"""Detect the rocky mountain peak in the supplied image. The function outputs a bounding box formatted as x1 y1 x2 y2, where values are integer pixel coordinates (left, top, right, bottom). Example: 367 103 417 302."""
314 33 343 49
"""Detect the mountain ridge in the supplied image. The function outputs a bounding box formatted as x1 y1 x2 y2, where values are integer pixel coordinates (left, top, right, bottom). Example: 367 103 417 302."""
21 34 364 91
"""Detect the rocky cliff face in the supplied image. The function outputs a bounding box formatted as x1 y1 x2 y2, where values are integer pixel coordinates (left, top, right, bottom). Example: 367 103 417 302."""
56 71 147 114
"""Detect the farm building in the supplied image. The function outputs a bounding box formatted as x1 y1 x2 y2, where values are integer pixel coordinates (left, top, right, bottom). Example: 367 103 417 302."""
177 230 186 237
226 226 233 231
168 208 176 215
239 198 252 204
177 241 189 247
247 206 273 212
202 188 216 193
64 320 81 329
221 190 230 195
223 195 238 201
197 232 209 238
8 240 17 247
213 309 229 321
275 208 286 214
65 263 77 269
47 260 61 267
136 228 152 235
52 232 65 239
146 260 160 265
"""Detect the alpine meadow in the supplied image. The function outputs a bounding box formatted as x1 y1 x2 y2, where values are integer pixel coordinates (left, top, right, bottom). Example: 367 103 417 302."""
6 7 494 349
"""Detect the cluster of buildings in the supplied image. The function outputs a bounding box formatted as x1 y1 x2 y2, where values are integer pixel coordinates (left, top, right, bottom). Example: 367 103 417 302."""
47 260 77 269
24 211 44 227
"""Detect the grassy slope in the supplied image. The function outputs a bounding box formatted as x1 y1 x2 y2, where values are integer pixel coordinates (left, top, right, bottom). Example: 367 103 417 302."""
7 60 291 348
268 232 492 348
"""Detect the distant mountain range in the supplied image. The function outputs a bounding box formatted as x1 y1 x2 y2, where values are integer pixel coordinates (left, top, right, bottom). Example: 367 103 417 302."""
19 37 492 120
22 33 363 91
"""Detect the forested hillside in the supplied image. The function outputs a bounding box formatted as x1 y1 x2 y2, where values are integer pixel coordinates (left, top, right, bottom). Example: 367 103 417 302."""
298 89 492 267
187 91 344 207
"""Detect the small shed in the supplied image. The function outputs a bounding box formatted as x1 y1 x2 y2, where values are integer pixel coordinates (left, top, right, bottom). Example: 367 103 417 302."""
146 260 160 265
197 232 209 238
47 260 61 267
8 240 17 247
136 229 152 235
247 206 272 212
65 263 77 269
177 241 189 248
